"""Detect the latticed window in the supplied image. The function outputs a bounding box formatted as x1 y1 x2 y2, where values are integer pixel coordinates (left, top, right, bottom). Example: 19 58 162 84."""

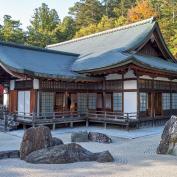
140 93 148 112
162 93 170 110
77 93 87 114
172 93 177 109
88 93 97 110
55 93 64 111
139 79 152 89
105 80 122 90
40 92 54 113
113 93 122 111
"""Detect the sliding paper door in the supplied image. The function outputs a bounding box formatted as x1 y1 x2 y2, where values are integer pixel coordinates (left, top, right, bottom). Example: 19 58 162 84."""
18 91 30 114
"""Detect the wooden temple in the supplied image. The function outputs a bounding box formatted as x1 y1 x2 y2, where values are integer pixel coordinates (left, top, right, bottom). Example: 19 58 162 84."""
0 17 177 129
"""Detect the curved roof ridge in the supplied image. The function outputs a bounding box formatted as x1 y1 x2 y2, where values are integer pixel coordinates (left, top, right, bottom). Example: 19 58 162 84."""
0 41 79 57
47 17 156 48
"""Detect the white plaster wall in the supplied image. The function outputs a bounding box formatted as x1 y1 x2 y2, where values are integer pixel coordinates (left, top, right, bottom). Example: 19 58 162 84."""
140 75 171 81
33 79 39 89
10 80 15 90
18 91 30 114
124 80 137 89
140 75 153 80
3 89 9 107
154 77 170 81
124 92 137 119
124 70 136 79
106 74 122 80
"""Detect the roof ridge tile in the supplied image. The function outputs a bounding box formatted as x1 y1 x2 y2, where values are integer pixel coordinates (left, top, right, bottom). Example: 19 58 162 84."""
47 17 156 48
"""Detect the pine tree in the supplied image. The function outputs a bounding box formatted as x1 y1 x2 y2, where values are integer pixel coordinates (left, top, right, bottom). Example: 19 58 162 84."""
69 0 104 29
0 15 25 44
26 3 60 47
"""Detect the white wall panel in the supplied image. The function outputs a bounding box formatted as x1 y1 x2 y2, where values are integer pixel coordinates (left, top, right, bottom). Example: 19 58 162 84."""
18 91 24 113
10 80 15 90
106 74 122 80
124 80 137 89
33 79 39 89
124 92 137 119
25 91 30 113
18 91 30 114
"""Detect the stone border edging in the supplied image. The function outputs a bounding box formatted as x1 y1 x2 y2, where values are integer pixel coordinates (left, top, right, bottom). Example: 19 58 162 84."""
0 150 20 160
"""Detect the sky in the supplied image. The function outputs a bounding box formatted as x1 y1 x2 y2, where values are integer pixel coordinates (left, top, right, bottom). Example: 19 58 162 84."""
0 0 78 29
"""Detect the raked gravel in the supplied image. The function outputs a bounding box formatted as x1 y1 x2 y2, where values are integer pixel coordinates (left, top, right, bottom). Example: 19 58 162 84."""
0 127 177 177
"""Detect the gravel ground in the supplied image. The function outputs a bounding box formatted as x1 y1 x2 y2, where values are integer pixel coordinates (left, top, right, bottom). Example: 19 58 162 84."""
0 128 177 177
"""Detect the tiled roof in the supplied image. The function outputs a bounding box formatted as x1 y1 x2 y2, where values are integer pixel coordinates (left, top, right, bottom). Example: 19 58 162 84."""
0 41 80 80
47 17 176 73
0 18 177 80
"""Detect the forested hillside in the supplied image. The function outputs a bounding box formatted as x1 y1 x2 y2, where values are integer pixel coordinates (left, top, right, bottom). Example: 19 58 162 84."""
0 0 176 57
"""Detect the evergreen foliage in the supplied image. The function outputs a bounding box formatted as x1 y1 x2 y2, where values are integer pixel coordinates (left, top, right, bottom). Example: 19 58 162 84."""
0 1 176 57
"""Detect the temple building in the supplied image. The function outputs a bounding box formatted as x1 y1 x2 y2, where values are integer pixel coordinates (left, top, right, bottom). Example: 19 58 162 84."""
0 17 177 128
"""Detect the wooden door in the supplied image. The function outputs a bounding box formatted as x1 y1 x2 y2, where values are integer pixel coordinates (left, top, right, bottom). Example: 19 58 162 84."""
105 93 112 111
9 90 17 112
97 93 103 111
155 92 162 116
55 92 64 112
70 93 77 112
147 92 152 116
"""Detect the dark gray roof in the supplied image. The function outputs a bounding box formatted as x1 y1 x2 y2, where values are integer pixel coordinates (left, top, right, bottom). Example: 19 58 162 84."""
47 18 155 56
47 17 176 73
0 18 177 80
0 41 80 80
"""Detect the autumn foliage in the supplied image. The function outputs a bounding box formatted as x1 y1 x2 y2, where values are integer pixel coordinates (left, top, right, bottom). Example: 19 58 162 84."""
128 0 157 23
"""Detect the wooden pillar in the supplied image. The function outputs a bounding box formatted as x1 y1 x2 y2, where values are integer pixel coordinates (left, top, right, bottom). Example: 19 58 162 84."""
70 122 73 128
103 80 106 111
122 73 124 113
30 90 37 113
151 78 155 126
86 119 89 127
64 91 68 111
170 80 173 116
137 75 140 121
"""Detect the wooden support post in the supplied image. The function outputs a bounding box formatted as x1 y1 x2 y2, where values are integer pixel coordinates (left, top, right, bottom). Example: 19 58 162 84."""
23 124 27 130
4 111 8 132
170 80 172 116
52 112 56 131
104 122 107 129
52 123 56 131
32 112 36 128
137 75 140 122
70 122 73 128
86 119 89 127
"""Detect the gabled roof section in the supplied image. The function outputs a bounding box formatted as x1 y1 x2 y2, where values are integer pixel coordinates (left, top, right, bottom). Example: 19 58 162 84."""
47 17 176 73
47 17 156 56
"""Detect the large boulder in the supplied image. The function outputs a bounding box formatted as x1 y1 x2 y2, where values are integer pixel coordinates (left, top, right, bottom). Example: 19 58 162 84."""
52 137 64 146
88 132 112 144
71 131 89 142
25 143 114 164
157 116 177 154
20 126 53 160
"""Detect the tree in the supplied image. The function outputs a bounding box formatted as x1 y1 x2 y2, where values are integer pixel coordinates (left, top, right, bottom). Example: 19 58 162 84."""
0 15 25 44
75 23 97 38
75 15 116 38
114 16 127 27
127 0 157 22
101 0 120 18
97 15 115 31
26 3 60 47
69 0 104 29
55 16 76 42
170 31 177 58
